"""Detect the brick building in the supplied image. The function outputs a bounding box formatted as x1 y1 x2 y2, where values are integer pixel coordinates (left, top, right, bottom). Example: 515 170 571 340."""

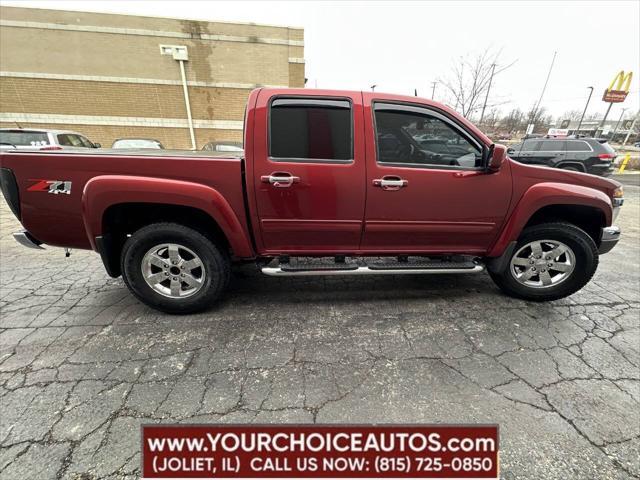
0 6 305 149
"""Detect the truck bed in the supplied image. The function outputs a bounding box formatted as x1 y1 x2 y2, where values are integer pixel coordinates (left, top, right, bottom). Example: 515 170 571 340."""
0 149 250 250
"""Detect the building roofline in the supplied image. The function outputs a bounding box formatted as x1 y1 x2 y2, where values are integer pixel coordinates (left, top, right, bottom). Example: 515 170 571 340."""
0 4 305 31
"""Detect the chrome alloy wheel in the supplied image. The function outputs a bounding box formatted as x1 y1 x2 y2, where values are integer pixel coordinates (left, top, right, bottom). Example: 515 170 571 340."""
141 243 205 298
510 239 576 289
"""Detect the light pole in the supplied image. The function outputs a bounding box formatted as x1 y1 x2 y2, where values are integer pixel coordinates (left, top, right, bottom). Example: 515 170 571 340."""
160 45 196 150
622 110 639 146
575 86 593 137
611 107 628 143
431 81 437 99
370 84 377 92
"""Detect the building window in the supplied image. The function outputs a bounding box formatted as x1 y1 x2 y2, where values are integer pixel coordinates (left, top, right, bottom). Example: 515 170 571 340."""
269 98 352 161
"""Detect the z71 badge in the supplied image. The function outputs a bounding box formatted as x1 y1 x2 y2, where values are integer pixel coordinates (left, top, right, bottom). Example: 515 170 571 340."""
27 179 72 195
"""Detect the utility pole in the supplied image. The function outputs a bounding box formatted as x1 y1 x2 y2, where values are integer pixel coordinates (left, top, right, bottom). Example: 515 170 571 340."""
575 86 593 137
611 107 628 143
528 51 557 131
431 81 437 99
414 88 418 97
479 63 496 125
622 110 639 146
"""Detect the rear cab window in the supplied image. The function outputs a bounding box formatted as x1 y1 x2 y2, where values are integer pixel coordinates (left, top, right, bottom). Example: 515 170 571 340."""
269 98 352 162
0 130 49 147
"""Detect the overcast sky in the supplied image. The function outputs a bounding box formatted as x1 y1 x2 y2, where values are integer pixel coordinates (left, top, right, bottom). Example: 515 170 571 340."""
4 1 639 120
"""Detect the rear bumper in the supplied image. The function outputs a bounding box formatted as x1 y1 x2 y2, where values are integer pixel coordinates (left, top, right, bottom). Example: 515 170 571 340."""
588 163 615 176
599 226 621 254
13 230 44 249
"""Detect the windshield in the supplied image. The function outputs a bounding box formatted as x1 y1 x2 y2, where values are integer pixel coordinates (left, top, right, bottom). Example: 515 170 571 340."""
0 130 49 147
112 139 163 149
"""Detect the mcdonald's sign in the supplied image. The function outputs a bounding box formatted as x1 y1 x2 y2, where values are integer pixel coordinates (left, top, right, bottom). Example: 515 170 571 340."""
602 71 633 103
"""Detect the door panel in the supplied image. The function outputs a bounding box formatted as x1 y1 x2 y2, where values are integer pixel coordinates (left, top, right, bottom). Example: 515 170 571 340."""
362 98 512 253
251 90 366 253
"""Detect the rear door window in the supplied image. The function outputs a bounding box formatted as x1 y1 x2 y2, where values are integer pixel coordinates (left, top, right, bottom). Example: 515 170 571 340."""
539 141 565 152
269 98 352 162
566 140 591 152
0 131 49 147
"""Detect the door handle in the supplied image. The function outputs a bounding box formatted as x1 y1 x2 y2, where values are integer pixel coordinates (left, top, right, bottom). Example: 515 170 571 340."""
373 176 408 191
261 172 300 188
453 170 482 178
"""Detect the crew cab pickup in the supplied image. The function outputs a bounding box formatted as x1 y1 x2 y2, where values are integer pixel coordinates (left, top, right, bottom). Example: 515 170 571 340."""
0 89 624 313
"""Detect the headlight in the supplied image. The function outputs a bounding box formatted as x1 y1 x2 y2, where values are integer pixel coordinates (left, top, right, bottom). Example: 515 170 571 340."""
613 186 624 207
613 186 624 198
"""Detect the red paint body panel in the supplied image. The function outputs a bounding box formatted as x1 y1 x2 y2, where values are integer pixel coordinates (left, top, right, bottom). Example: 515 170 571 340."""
82 175 253 257
0 152 251 255
360 93 512 253
0 88 622 263
247 88 367 253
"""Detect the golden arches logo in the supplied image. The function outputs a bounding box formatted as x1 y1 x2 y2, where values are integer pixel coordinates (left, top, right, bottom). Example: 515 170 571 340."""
603 71 633 103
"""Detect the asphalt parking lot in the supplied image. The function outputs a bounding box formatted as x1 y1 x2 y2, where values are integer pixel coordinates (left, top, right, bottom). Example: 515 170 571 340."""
1 184 638 480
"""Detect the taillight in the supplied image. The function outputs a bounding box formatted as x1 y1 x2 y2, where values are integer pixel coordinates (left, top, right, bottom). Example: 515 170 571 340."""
598 153 615 159
40 146 63 150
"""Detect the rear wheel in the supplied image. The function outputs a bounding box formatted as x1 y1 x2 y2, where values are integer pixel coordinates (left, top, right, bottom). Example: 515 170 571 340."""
489 222 598 301
121 223 230 313
560 165 581 172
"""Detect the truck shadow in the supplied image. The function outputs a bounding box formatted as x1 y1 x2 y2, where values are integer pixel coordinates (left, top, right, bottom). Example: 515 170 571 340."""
224 264 499 306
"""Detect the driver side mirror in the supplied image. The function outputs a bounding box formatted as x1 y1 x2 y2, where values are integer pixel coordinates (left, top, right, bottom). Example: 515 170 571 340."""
487 144 507 172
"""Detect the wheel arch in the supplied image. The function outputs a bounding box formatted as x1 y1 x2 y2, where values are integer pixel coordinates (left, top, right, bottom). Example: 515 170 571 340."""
83 176 254 276
488 182 611 257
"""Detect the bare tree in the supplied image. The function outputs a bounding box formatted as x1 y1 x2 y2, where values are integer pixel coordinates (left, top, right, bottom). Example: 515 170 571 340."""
526 106 552 133
439 48 515 119
560 110 583 121
500 108 526 133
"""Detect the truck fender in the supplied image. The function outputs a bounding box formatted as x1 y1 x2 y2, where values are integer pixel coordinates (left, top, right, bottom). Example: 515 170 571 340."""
487 182 612 257
82 175 253 257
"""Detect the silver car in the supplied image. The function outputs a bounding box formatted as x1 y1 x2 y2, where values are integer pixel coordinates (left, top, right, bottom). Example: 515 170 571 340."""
111 138 164 149
0 128 100 150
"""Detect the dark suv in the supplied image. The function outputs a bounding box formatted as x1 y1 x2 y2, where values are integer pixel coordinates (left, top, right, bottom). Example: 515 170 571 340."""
507 137 616 176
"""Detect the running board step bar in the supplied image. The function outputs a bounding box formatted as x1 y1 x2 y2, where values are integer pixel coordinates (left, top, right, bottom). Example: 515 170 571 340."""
261 256 484 277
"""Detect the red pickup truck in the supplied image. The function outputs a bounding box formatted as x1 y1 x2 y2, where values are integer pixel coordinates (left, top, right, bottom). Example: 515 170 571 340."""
0 88 624 313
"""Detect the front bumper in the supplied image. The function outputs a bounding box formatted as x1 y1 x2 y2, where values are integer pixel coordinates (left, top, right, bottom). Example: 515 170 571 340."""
599 226 621 254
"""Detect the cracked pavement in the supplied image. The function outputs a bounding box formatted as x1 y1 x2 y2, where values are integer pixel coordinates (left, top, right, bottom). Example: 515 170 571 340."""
0 187 639 480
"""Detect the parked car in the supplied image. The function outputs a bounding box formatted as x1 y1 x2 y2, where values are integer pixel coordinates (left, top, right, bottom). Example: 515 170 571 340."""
0 128 100 150
201 141 243 153
507 137 616 176
111 138 164 149
0 88 623 313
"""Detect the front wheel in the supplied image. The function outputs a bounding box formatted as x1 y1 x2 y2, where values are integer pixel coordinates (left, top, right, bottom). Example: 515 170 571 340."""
489 222 599 301
121 223 230 314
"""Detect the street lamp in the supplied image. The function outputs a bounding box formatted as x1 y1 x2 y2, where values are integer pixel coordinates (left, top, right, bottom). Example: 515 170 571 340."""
575 86 593 137
370 84 377 92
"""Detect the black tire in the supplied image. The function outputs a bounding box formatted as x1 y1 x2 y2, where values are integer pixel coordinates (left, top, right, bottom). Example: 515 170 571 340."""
560 165 581 172
120 223 230 314
488 222 598 301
